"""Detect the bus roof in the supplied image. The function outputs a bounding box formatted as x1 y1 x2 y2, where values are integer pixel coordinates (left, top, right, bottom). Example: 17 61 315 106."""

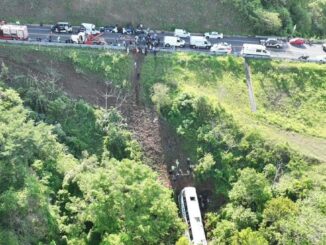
182 187 207 245
243 43 266 50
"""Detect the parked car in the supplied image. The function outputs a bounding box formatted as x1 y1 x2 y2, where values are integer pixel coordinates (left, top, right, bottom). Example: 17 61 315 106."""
122 25 135 35
260 38 283 48
174 29 191 38
51 22 72 33
210 43 232 54
307 55 326 64
289 38 305 46
100 25 116 33
322 43 326 52
241 44 271 58
204 31 223 39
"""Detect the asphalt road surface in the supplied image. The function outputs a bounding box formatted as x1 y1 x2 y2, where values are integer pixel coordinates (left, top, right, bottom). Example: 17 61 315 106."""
27 25 326 60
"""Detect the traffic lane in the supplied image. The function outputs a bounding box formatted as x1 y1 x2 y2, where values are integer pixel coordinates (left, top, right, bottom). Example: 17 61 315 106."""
270 44 325 59
27 26 260 44
27 29 326 58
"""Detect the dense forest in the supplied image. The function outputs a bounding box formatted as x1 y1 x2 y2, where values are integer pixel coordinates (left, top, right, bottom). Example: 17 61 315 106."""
0 45 325 244
225 0 326 36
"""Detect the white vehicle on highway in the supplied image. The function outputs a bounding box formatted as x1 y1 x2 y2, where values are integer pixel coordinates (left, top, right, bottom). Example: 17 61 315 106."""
241 44 271 58
210 42 232 54
190 36 211 49
174 29 191 38
70 32 86 44
204 31 223 39
81 23 100 35
164 36 185 47
307 55 326 64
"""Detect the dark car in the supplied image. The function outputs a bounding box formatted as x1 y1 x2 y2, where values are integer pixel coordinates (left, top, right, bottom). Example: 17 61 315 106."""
101 26 116 33
123 25 135 35
323 43 326 52
51 22 73 33
260 38 283 49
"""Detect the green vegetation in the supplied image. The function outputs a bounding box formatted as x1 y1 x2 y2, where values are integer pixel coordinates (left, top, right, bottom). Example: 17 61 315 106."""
1 44 325 244
2 0 326 36
141 53 326 147
224 0 326 36
0 47 184 244
141 52 326 244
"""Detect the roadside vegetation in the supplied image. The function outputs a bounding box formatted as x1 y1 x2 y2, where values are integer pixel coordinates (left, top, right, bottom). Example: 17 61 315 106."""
142 52 326 243
225 0 326 36
0 45 325 244
142 53 326 140
0 47 184 243
2 0 326 36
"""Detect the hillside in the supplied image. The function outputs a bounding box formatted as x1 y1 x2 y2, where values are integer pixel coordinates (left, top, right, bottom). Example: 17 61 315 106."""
2 0 326 36
1 0 250 34
0 44 325 244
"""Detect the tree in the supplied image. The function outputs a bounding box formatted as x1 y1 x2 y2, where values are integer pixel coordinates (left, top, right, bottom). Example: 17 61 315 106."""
194 153 216 180
211 220 237 245
231 228 268 245
60 158 185 244
229 168 272 212
260 197 299 244
223 204 259 230
151 83 171 113
176 236 190 245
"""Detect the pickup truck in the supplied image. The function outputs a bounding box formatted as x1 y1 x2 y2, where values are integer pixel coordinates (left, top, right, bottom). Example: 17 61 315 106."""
260 38 283 49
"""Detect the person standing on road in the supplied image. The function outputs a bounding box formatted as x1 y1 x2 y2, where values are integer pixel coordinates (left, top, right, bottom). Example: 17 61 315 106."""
57 36 60 43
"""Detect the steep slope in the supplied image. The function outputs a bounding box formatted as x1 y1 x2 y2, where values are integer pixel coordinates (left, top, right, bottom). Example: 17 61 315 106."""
1 0 251 34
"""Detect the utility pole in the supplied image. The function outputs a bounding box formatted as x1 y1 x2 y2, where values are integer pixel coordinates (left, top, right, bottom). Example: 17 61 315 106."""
244 59 257 112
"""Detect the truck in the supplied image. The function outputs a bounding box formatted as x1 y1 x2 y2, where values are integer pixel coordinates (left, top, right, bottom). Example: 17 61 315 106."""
190 36 211 49
0 24 28 40
164 36 185 47
241 44 271 58
80 23 100 35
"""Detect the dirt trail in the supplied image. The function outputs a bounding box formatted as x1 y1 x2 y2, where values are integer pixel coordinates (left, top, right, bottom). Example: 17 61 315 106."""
126 51 218 209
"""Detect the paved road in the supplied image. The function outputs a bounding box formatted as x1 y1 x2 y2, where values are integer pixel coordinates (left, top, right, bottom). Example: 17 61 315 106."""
27 25 326 60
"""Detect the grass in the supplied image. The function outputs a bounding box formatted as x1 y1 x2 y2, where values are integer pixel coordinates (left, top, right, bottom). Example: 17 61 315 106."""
0 44 133 88
0 44 133 157
140 53 326 162
0 0 252 34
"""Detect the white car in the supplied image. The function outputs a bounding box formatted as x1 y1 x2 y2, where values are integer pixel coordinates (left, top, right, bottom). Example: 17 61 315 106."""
307 56 326 64
204 31 223 39
210 43 232 54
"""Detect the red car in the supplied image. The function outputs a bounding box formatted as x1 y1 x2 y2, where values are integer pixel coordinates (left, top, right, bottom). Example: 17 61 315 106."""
289 38 305 46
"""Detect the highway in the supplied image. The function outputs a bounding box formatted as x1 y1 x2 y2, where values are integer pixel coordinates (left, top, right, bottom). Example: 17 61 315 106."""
26 25 326 60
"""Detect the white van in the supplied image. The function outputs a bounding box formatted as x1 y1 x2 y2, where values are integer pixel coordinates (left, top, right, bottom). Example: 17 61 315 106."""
174 29 190 38
164 36 185 47
80 23 100 35
190 36 211 49
241 44 271 57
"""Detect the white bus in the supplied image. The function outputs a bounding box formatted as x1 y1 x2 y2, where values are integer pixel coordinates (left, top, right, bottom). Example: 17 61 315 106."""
179 187 207 245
